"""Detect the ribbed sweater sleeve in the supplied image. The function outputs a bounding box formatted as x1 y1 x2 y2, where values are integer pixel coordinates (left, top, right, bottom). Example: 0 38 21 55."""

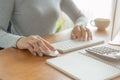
0 30 22 48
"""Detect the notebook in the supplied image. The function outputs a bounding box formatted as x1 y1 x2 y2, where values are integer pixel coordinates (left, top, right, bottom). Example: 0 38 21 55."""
46 52 120 80
52 39 104 53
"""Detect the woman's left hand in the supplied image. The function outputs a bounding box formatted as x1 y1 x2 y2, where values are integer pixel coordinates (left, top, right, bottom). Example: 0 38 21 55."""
71 25 92 41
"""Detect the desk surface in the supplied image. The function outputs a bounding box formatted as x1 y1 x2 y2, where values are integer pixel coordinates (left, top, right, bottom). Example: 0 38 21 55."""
0 27 119 80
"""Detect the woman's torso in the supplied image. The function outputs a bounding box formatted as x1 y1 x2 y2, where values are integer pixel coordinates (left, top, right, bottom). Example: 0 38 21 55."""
12 0 61 36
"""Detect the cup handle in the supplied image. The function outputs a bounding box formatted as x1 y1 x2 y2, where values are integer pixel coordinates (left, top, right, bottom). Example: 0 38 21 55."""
90 20 95 26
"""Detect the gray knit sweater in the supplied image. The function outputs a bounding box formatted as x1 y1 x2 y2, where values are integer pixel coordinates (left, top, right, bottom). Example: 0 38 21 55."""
0 0 87 48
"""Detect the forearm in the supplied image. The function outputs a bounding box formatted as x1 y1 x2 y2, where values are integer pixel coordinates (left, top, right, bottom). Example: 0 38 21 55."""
61 0 88 26
0 30 23 48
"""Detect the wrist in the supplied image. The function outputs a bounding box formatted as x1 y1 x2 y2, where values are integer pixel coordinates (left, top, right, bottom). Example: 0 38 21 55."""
16 37 26 49
75 22 87 27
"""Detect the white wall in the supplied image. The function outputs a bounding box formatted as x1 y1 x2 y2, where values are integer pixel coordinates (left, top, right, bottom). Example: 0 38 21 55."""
73 0 113 20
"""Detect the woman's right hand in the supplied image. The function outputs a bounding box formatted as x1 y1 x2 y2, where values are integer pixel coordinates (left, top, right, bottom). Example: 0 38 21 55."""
16 35 56 56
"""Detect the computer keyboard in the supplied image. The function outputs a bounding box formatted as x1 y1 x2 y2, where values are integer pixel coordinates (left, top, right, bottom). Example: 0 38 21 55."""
85 46 120 60
52 39 104 53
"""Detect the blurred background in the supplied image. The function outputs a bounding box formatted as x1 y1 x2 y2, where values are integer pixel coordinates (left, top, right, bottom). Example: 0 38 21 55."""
55 0 113 33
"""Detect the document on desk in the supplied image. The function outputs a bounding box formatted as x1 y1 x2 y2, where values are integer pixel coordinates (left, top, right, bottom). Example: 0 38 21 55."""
46 52 120 80
109 31 120 46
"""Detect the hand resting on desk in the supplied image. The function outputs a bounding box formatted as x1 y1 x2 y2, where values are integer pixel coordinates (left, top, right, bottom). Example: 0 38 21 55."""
16 35 58 57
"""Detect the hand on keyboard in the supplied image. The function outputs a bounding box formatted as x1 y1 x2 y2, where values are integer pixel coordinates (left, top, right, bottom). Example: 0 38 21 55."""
71 25 92 41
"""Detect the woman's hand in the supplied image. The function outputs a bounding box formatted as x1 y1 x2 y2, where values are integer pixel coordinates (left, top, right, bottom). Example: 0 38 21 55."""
16 35 56 56
71 25 92 41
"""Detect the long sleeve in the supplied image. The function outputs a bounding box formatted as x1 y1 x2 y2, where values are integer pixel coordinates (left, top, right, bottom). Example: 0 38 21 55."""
0 0 22 48
61 0 88 26
0 30 22 48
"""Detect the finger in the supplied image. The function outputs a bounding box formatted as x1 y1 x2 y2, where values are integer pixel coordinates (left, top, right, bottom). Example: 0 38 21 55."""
33 40 43 56
71 31 77 40
41 38 56 51
86 28 92 40
72 26 81 40
71 27 77 39
80 26 87 41
81 30 86 41
76 26 82 40
25 43 37 56
89 31 92 40
35 36 51 54
79 26 85 40
28 40 43 56
71 32 76 39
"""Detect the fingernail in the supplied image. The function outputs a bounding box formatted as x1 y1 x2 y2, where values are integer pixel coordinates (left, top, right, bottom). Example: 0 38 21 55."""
33 52 37 56
40 53 43 56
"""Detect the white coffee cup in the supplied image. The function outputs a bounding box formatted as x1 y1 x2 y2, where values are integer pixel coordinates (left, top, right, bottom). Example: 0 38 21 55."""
90 18 110 31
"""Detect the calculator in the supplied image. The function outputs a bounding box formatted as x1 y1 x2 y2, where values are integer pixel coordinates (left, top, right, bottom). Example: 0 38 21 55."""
85 46 120 60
